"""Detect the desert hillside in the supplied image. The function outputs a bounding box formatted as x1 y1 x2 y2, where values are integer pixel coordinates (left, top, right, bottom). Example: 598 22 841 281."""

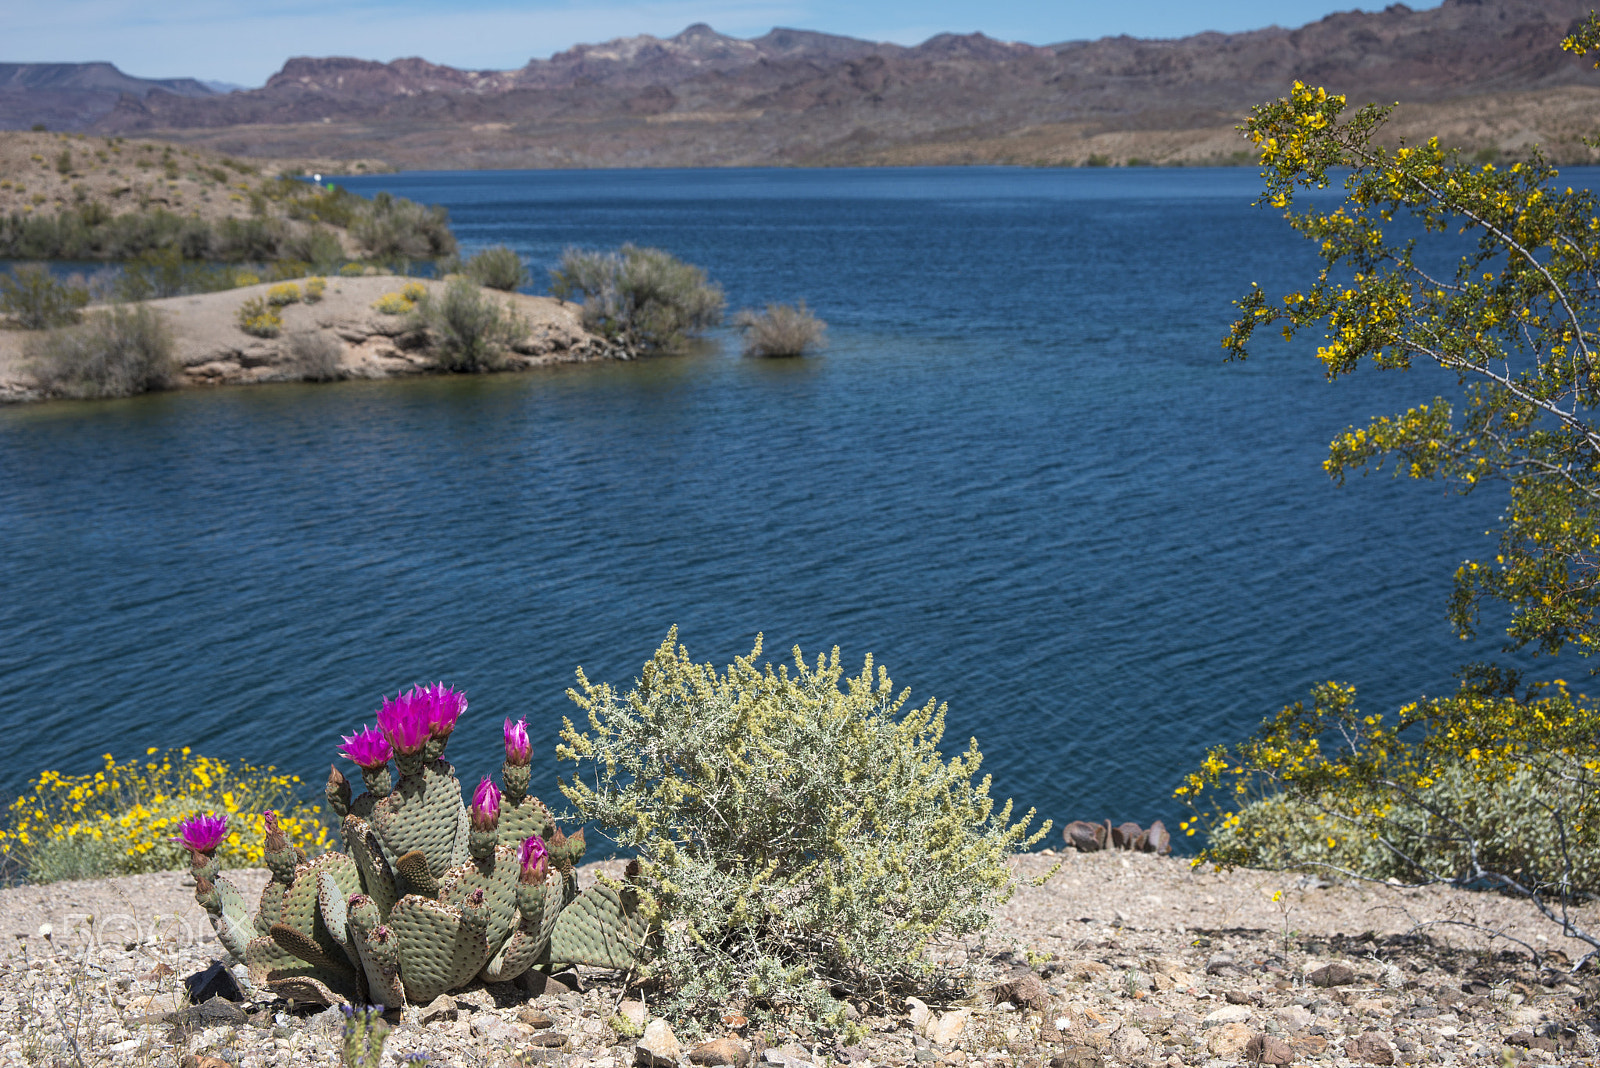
0 0 1593 168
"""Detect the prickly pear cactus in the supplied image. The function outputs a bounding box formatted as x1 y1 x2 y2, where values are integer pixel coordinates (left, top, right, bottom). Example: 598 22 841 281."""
180 682 646 1009
370 759 469 878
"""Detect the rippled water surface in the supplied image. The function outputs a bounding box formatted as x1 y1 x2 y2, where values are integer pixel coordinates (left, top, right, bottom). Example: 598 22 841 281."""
7 166 1591 838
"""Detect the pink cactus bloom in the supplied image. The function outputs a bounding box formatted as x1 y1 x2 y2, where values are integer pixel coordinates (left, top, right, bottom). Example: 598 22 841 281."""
174 813 228 855
421 682 466 739
518 834 549 884
471 777 500 831
503 717 531 766
338 725 392 770
375 687 431 755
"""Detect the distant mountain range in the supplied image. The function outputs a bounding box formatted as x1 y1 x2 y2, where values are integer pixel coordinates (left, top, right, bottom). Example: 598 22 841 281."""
3 0 1598 168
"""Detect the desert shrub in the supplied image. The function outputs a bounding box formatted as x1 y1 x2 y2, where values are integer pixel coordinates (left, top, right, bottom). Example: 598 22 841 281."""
115 248 238 300
464 244 529 291
559 630 1052 1032
372 291 412 315
400 280 427 303
549 243 724 353
0 747 329 884
304 276 326 303
266 282 301 306
237 296 282 337
733 301 827 357
285 330 344 381
351 191 457 262
0 264 87 329
339 262 366 277
279 225 344 268
233 271 260 288
408 275 523 372
27 305 176 399
1182 675 1600 913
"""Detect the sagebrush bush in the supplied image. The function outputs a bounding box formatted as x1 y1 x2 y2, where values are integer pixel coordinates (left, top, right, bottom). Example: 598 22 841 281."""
27 305 176 399
559 630 1052 1033
285 330 344 381
0 748 329 884
408 275 524 372
351 191 456 262
549 244 724 353
0 264 87 329
734 301 828 357
266 282 301 306
236 296 282 337
464 245 529 291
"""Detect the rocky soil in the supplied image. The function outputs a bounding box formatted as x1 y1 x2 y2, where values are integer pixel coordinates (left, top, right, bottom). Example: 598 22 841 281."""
2 849 1597 1067
0 274 618 403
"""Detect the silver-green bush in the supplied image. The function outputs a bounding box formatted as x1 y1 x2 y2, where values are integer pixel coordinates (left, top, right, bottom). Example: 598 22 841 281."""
464 245 529 291
408 276 524 372
558 630 1052 1034
27 305 177 399
285 330 345 382
549 244 723 353
734 301 828 357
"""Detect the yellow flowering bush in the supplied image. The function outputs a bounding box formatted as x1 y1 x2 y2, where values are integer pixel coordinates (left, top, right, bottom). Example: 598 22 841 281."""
1188 20 1600 962
372 291 413 315
400 280 428 302
0 747 330 884
304 276 327 303
266 282 301 306
233 271 260 288
236 296 282 337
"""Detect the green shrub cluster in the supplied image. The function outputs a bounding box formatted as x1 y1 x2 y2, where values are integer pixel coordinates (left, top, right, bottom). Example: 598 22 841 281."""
734 301 828 357
558 630 1051 1033
550 244 724 353
462 245 529 291
0 265 88 329
408 276 525 372
0 184 448 268
26 305 176 400
351 191 456 262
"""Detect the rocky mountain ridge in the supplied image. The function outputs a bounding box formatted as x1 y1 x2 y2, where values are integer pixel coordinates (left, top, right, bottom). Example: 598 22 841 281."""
4 0 1599 167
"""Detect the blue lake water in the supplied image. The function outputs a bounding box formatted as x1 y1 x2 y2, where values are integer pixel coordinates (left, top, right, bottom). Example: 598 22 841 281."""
6 165 1594 847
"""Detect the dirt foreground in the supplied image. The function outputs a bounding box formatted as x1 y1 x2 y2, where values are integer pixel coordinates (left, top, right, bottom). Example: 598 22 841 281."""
0 274 618 403
1 848 1596 1067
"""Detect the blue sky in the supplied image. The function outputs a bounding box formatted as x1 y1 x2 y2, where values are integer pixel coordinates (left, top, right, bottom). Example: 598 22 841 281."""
8 0 1441 87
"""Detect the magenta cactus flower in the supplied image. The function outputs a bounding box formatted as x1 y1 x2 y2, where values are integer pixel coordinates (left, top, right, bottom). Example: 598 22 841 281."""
503 717 531 766
421 682 466 739
471 776 500 831
173 813 228 855
518 834 549 884
338 724 392 769
375 687 431 755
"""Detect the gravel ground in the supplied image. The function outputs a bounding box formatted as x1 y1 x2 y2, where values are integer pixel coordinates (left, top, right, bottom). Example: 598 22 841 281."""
1 850 1595 1067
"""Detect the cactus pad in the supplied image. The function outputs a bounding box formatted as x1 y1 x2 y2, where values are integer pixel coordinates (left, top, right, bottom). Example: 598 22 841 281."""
498 794 554 848
438 844 521 954
386 894 491 1004
548 881 648 969
343 816 398 918
370 758 468 877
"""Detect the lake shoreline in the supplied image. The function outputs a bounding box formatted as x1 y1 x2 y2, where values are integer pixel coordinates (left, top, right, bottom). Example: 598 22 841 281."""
0 274 622 405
